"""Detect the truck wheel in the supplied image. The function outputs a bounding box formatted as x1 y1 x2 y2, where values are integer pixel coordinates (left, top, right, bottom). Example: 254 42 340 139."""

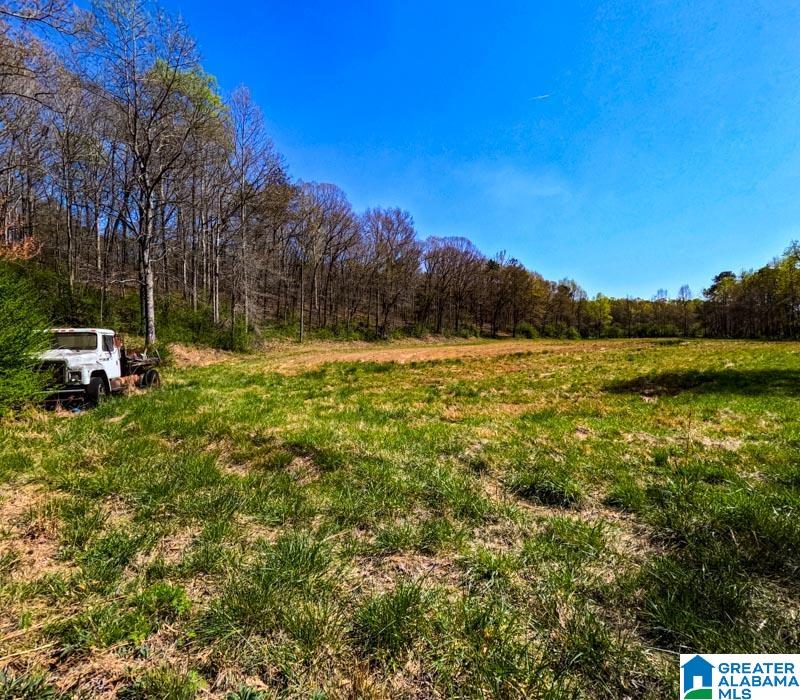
141 368 161 389
87 376 108 406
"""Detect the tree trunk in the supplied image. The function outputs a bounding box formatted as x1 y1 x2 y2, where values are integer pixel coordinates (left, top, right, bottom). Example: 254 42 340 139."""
139 194 157 347
212 225 220 324
64 166 75 294
139 238 157 346
242 200 249 329
299 261 305 342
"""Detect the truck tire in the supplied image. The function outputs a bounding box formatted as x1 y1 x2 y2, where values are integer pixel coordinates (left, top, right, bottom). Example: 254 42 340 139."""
140 368 161 389
87 376 108 406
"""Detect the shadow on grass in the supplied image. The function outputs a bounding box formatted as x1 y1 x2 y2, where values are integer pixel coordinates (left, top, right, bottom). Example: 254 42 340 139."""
605 368 800 398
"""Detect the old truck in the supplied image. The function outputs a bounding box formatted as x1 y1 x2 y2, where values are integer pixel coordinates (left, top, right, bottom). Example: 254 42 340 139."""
38 328 161 405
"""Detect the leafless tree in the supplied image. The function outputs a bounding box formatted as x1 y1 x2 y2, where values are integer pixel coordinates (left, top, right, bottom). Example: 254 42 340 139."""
363 207 419 338
78 0 222 344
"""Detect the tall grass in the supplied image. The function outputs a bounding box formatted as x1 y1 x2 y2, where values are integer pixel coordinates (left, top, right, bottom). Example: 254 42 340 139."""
0 338 797 695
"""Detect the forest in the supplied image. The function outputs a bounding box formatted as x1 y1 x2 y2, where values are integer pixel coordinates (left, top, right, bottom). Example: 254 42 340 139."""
2 1 800 348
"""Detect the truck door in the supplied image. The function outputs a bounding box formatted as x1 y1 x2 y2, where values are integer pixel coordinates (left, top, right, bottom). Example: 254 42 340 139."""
100 333 121 379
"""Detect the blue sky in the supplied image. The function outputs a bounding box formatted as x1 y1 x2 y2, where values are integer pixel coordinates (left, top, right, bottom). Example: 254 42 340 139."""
158 0 800 298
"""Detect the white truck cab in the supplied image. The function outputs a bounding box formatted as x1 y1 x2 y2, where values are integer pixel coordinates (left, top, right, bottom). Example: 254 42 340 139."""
39 328 122 404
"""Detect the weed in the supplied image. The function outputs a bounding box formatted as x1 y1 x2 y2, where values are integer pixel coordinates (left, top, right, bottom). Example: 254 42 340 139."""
522 517 606 567
227 688 267 700
76 526 154 587
507 464 583 508
0 671 57 699
432 594 543 696
197 532 336 655
55 497 106 553
353 580 428 663
458 547 521 586
603 476 645 512
51 583 188 656
0 550 20 577
374 517 465 554
118 667 204 700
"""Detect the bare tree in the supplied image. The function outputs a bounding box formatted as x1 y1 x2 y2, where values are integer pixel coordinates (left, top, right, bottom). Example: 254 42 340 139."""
363 207 419 338
227 86 283 330
80 0 222 345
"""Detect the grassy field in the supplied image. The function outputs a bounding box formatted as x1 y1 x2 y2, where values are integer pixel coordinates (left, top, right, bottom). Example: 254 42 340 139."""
1 338 799 698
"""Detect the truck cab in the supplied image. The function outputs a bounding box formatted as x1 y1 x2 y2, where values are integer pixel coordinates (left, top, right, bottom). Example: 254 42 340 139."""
39 328 122 404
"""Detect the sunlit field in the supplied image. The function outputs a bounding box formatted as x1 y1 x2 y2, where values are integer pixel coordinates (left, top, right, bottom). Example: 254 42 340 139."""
1 339 798 698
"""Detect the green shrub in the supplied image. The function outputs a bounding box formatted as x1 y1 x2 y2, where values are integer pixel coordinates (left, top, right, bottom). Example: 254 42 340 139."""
2 267 254 352
453 324 479 338
541 322 567 338
157 300 251 351
0 263 49 413
516 321 539 339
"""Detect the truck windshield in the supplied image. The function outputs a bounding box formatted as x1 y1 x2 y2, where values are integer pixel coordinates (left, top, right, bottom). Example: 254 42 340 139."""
50 332 97 351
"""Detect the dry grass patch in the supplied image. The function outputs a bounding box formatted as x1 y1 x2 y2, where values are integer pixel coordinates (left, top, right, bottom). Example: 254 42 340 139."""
349 553 460 596
169 343 236 368
0 485 75 584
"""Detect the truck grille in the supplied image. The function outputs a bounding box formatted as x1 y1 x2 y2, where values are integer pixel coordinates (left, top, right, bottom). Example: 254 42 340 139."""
38 360 66 387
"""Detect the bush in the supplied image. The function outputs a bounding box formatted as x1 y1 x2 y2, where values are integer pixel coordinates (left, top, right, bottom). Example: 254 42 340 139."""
0 263 49 413
515 321 539 339
406 323 429 339
453 324 479 338
10 266 258 352
157 300 251 351
541 322 567 338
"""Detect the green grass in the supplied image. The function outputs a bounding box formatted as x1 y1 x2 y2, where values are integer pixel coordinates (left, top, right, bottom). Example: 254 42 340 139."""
0 338 798 696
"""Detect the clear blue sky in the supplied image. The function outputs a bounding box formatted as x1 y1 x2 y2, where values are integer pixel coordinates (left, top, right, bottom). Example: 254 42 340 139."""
158 0 800 298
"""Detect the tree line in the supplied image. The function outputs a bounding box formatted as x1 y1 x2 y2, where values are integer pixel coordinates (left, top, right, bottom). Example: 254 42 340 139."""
1 1 798 347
